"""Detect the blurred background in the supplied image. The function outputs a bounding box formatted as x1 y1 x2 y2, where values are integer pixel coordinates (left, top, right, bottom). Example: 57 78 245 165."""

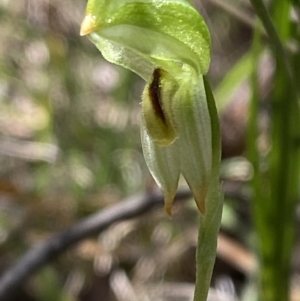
0 0 299 301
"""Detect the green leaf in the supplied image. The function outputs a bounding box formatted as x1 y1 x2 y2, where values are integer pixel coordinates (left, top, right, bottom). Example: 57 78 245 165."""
214 52 254 112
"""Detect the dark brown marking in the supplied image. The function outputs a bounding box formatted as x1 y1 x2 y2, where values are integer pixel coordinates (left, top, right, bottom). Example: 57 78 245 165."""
148 68 166 123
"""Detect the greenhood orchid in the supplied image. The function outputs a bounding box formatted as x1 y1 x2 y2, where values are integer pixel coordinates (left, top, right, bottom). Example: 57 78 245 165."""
80 0 215 216
80 0 222 300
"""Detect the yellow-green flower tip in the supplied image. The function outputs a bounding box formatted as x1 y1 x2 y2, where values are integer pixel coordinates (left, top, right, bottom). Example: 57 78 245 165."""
164 193 175 217
164 203 172 217
80 15 97 36
193 190 207 215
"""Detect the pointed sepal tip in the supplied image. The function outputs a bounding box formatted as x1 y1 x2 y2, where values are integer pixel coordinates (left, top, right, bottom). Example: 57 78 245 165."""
163 193 175 217
80 15 97 36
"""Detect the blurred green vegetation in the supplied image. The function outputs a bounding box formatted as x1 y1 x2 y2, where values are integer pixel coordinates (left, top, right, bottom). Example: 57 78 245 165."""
0 1 300 301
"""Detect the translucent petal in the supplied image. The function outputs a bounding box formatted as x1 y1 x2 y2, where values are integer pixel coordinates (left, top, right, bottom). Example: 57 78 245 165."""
141 117 180 216
174 76 212 214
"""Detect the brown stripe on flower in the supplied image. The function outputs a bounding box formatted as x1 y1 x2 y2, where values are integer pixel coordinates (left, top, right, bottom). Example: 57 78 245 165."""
148 68 166 123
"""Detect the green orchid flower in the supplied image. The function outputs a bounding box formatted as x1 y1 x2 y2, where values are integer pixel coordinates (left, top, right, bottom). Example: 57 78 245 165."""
80 0 214 215
80 0 222 300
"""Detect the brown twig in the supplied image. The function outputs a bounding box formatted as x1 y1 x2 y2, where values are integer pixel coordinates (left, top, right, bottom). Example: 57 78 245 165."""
0 190 191 301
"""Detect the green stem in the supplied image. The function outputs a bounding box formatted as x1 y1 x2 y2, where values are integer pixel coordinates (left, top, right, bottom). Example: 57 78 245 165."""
248 3 300 301
193 77 222 301
262 61 298 301
249 0 300 99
